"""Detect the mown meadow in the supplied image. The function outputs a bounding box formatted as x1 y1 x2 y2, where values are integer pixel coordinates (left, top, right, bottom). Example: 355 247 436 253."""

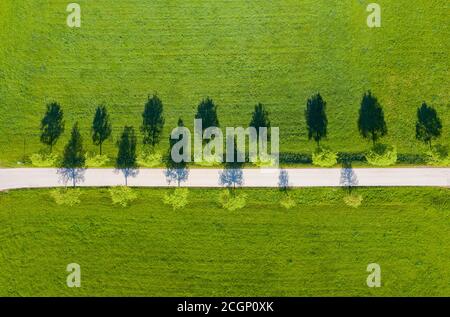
0 187 449 296
0 0 448 166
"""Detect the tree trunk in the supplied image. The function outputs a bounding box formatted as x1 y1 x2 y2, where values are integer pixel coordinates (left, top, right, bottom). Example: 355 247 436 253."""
99 142 103 156
125 175 128 187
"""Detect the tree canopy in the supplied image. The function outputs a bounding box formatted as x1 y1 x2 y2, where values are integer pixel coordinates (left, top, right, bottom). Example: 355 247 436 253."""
40 102 65 152
141 94 165 148
305 93 328 147
116 126 138 185
62 123 85 168
416 102 442 148
92 105 112 155
249 103 271 138
358 91 387 145
195 97 219 131
168 118 187 165
165 118 189 186
60 123 86 187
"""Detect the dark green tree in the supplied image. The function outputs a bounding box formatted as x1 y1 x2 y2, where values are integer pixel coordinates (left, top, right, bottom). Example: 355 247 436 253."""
169 118 185 149
168 118 186 166
305 93 328 147
249 103 271 138
40 102 65 152
141 94 165 148
165 118 189 187
416 102 442 148
195 97 219 132
60 123 86 187
92 105 112 155
358 91 387 145
116 126 138 186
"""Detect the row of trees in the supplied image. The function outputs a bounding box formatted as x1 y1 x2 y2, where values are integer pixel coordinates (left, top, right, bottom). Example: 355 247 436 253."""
40 95 221 155
305 91 443 148
40 103 112 154
41 92 443 159
56 121 139 186
40 92 444 186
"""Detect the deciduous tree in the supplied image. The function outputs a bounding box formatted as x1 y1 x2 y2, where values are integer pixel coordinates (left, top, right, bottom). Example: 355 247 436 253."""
116 126 138 186
195 97 219 132
358 91 387 145
141 94 165 148
165 118 189 186
92 105 112 155
249 103 271 139
416 102 442 148
305 93 327 147
40 102 65 152
59 123 86 187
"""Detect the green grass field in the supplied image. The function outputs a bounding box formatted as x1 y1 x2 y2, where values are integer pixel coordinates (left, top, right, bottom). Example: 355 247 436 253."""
0 187 449 296
0 0 449 166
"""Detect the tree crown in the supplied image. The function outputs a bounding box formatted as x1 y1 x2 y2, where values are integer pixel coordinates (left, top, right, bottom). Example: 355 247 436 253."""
116 126 138 169
358 91 387 143
416 102 442 145
305 93 328 144
250 103 271 137
167 117 187 164
195 97 219 130
92 105 112 146
141 94 165 146
62 122 85 168
40 102 65 148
